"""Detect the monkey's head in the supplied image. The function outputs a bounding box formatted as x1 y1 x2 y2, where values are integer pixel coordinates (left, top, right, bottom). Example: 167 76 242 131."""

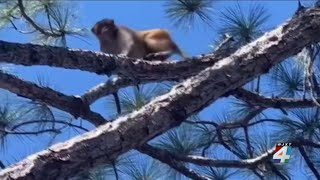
91 18 118 40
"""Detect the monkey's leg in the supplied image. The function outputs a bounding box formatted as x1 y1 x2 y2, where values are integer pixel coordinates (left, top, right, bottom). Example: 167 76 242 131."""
112 92 121 115
144 51 172 61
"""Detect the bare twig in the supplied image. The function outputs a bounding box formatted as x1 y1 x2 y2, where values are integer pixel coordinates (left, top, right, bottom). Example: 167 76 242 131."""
0 128 60 135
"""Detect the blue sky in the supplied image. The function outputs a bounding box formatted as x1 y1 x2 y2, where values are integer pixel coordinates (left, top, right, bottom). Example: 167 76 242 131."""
0 1 306 179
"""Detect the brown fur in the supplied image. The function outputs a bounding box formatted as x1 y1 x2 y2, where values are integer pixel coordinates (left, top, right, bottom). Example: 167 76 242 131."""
92 18 186 61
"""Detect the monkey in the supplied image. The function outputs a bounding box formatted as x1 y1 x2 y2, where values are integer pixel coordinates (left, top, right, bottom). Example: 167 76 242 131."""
91 18 187 61
91 18 187 115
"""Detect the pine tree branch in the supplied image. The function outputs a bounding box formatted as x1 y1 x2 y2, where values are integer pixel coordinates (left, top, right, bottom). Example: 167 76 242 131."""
266 162 289 180
177 148 275 168
0 128 60 135
81 34 235 105
244 126 254 158
10 120 89 132
0 71 106 126
298 145 320 179
17 0 61 37
82 77 136 105
297 139 320 148
233 88 320 109
158 140 320 168
0 7 320 180
138 144 211 180
0 34 236 83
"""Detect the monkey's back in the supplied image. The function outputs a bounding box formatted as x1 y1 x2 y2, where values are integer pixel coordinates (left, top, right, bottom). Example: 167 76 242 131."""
100 26 147 58
137 29 171 40
137 29 177 54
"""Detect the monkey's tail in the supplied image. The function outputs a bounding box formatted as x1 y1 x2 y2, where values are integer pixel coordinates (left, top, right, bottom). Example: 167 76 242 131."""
172 43 188 59
112 92 121 115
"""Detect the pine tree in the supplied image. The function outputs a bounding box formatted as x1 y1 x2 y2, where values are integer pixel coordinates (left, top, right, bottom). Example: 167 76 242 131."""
0 0 320 179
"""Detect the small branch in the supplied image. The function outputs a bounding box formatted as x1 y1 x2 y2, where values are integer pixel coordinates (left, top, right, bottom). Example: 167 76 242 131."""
140 144 275 169
0 128 60 135
17 0 61 37
138 144 211 180
233 88 320 109
244 126 253 158
111 161 119 180
267 162 289 180
184 120 218 127
297 139 320 148
241 107 265 125
43 3 54 33
212 33 236 58
179 148 275 168
82 77 136 105
0 71 106 126
298 145 320 179
217 128 244 158
11 120 89 132
8 18 36 34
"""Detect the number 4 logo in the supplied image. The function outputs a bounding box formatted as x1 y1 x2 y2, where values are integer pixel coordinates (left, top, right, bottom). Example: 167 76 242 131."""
273 145 292 163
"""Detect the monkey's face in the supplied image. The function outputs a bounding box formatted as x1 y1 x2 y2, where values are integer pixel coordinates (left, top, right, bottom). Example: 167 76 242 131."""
91 19 118 40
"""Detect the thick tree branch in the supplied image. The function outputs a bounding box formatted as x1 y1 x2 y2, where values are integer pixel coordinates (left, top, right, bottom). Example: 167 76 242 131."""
81 34 235 105
0 71 106 126
1 8 320 180
0 41 231 81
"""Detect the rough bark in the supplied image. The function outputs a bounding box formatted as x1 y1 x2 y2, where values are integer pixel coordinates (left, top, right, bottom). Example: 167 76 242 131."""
0 41 230 81
0 8 320 180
